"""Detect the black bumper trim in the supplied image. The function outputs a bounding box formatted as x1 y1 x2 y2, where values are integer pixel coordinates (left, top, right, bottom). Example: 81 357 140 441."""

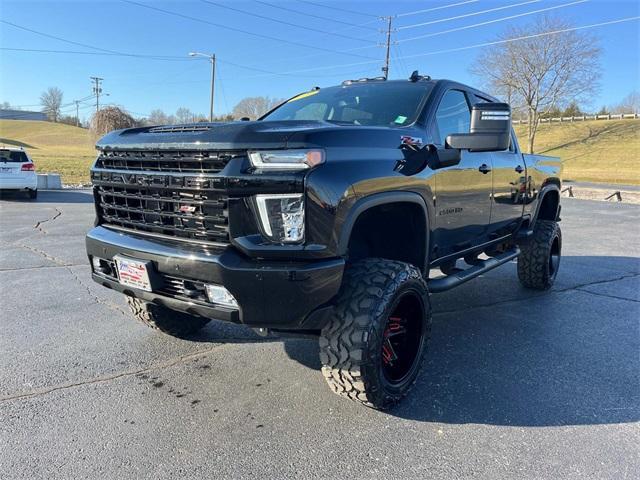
92 273 240 322
86 226 344 328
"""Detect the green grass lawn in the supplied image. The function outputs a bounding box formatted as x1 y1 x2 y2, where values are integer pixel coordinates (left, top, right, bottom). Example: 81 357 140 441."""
1 118 638 185
514 119 640 185
0 119 96 185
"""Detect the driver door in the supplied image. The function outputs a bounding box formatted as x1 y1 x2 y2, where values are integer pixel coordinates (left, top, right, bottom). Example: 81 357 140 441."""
430 89 493 258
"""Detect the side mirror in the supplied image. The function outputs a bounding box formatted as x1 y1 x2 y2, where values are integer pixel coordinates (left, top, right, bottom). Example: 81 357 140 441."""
446 102 511 152
397 143 461 173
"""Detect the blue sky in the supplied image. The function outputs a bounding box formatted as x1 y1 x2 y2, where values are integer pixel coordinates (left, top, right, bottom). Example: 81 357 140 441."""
1 0 638 122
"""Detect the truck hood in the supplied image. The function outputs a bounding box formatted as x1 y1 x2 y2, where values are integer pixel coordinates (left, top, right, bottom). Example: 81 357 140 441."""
96 120 420 151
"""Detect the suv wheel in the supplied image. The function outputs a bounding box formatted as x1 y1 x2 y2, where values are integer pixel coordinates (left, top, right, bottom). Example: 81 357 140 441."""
319 258 431 410
126 296 210 337
517 220 562 290
27 189 37 199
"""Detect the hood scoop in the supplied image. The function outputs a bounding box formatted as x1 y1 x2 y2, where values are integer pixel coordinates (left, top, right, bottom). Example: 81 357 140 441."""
148 124 215 133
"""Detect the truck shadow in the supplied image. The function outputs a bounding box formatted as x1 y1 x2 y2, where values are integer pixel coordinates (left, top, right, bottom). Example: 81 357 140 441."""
173 254 639 427
281 254 639 427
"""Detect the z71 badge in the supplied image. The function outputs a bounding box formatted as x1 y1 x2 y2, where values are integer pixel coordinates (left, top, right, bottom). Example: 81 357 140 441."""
400 135 423 146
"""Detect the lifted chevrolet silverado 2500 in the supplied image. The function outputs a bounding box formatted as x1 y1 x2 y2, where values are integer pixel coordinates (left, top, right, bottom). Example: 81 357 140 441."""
87 73 562 409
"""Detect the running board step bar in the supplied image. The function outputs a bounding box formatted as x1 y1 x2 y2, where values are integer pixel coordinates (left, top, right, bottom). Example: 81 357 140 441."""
428 247 521 293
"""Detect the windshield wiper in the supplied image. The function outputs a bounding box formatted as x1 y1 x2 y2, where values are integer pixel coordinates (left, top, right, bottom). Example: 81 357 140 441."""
324 120 357 125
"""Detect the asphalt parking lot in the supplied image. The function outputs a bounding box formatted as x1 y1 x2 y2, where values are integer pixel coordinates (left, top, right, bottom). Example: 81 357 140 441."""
1 190 638 479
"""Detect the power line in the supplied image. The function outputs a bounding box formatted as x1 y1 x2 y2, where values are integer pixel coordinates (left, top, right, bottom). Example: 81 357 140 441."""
397 16 640 59
199 0 374 43
398 0 541 30
397 0 480 18
1 99 95 120
299 0 380 18
3 103 42 108
254 0 379 31
398 0 589 44
0 20 190 61
253 16 640 76
0 18 371 78
0 46 373 79
121 0 378 60
2 12 381 74
0 46 191 61
392 44 410 78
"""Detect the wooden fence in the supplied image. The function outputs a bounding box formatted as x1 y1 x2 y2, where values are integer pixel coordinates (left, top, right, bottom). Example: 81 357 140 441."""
512 113 639 125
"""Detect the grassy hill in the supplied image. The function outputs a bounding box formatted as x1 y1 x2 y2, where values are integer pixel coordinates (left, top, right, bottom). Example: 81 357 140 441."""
0 118 638 185
0 119 96 184
514 119 640 185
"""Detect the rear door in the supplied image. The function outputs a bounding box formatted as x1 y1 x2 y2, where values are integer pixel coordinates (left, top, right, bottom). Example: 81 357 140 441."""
489 131 527 235
472 93 527 236
430 89 493 258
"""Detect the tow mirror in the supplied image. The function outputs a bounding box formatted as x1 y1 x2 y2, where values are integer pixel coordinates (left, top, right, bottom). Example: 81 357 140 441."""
446 102 511 152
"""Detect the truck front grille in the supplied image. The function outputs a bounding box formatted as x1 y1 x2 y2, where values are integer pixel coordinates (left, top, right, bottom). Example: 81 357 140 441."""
95 149 241 174
92 149 241 246
95 183 229 245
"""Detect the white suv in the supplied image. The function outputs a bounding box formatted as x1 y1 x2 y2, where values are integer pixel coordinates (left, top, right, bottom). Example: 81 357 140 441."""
0 147 38 199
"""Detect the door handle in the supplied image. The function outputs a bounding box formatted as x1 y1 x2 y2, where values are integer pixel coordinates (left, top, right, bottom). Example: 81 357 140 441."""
478 164 491 174
515 165 524 174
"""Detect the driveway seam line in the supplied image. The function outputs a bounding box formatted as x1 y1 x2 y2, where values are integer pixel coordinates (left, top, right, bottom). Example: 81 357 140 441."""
0 339 271 402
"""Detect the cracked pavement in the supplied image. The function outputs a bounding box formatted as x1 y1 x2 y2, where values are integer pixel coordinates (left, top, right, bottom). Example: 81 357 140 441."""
0 190 638 479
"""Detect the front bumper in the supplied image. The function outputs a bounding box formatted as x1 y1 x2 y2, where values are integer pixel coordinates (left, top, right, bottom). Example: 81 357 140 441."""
86 226 344 329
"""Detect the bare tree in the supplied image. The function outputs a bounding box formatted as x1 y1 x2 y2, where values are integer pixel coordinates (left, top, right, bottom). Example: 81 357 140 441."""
90 106 137 136
40 87 64 122
610 91 640 114
471 16 601 153
147 109 175 125
232 96 284 120
175 107 194 124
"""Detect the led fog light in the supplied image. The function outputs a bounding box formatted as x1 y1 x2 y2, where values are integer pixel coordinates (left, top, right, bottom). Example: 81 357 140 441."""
91 256 112 276
204 284 239 309
255 193 304 243
91 256 103 271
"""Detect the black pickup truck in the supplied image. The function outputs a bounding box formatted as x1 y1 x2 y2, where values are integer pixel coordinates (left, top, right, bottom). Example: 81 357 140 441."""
86 73 562 409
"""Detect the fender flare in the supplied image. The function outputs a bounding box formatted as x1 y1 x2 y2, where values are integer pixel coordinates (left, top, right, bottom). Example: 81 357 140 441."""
531 183 561 226
337 191 431 272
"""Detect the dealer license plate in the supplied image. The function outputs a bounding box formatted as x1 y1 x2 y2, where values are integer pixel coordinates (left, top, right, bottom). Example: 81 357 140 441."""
114 256 152 292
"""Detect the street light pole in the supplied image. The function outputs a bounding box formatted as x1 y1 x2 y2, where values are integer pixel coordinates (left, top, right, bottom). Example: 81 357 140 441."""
189 52 216 122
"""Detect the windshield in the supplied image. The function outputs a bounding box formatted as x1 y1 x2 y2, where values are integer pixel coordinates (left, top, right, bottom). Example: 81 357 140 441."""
0 150 29 163
262 82 432 127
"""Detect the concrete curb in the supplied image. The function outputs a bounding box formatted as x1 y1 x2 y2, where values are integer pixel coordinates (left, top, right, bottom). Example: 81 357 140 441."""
37 174 62 189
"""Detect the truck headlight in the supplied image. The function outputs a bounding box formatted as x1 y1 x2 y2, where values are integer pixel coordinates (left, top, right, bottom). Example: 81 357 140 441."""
248 149 324 170
255 194 304 243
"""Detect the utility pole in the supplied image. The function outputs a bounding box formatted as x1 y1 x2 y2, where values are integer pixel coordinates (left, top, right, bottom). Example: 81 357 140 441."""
188 52 216 122
209 54 216 122
90 76 103 113
74 100 80 127
381 16 395 80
